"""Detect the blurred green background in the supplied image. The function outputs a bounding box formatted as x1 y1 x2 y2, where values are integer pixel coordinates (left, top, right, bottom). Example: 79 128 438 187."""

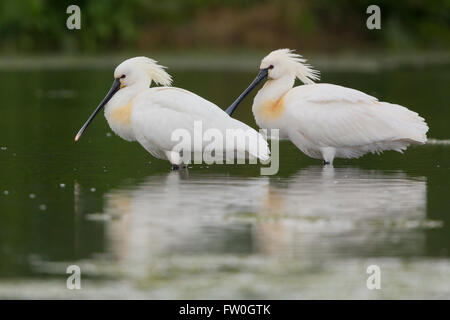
0 1 449 299
0 0 449 54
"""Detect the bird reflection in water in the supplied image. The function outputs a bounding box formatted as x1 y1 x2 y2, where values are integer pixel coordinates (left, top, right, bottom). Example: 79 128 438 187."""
94 166 426 268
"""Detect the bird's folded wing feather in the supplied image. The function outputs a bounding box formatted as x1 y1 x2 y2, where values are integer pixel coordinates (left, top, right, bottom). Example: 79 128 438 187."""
286 84 427 147
132 87 270 159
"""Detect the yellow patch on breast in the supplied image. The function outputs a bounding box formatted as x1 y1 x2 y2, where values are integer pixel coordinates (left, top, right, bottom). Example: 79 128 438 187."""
110 99 134 126
257 93 287 120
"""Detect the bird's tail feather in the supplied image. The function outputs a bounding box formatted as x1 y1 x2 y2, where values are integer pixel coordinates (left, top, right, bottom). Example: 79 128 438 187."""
380 102 429 144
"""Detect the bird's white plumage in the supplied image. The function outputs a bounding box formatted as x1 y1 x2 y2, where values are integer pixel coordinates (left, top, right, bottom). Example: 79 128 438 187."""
103 57 269 165
260 48 320 84
131 87 270 163
114 56 173 87
293 83 377 103
282 84 428 160
251 49 428 164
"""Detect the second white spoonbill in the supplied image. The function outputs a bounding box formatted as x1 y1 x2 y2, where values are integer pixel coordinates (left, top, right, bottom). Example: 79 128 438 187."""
226 49 429 164
75 57 269 168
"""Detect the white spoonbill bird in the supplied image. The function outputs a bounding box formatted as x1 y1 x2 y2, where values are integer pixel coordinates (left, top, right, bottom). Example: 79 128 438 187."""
226 49 429 164
75 57 269 168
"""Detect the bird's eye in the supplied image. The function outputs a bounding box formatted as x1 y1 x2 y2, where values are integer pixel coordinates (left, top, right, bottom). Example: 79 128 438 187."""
269 65 274 69
120 75 126 79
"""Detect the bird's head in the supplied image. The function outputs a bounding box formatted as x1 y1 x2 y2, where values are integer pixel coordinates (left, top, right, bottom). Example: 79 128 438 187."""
74 57 172 142
114 57 172 89
225 48 320 116
260 48 320 83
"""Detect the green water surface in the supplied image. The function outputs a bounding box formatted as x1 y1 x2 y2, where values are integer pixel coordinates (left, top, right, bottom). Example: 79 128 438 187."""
0 64 449 299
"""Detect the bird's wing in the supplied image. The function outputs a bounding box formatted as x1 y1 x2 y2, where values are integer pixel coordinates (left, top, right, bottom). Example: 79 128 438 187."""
285 83 428 148
131 87 270 161
295 83 379 104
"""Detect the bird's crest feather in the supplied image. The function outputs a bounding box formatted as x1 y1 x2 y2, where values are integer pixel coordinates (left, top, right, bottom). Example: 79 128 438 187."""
127 56 172 86
266 48 320 85
140 57 173 86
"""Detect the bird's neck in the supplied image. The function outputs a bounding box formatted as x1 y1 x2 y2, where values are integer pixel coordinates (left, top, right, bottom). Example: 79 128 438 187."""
253 75 295 122
105 84 147 141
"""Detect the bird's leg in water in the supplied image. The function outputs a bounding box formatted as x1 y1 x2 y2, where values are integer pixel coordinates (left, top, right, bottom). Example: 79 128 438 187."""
321 147 335 166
